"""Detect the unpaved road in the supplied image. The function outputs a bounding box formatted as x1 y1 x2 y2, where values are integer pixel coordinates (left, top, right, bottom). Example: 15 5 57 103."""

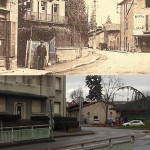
1 50 150 75
60 50 150 75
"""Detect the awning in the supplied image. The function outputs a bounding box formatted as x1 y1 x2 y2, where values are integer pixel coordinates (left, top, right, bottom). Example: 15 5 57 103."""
0 90 47 99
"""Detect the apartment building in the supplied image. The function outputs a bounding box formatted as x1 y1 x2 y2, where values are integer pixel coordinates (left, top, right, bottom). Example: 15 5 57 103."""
0 0 18 70
0 75 66 120
119 0 150 52
22 0 67 26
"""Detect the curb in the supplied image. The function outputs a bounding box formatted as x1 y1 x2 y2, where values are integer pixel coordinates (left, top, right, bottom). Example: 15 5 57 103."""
0 138 55 149
47 54 100 74
54 130 95 138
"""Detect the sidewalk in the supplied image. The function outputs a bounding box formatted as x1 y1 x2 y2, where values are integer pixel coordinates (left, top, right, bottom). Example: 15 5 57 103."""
0 50 101 75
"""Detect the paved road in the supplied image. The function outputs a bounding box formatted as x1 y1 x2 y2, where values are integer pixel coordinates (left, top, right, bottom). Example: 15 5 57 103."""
2 127 149 150
63 50 150 75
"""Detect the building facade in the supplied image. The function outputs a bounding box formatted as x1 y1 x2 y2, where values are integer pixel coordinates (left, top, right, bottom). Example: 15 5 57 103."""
0 75 66 120
23 0 67 26
67 101 117 124
119 0 150 52
88 24 120 50
0 0 18 70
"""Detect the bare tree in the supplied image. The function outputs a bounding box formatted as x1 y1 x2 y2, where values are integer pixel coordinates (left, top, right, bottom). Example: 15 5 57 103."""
101 76 124 122
70 87 84 103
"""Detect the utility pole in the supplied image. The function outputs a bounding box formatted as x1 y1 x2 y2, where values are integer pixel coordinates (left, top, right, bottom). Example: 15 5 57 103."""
93 0 97 51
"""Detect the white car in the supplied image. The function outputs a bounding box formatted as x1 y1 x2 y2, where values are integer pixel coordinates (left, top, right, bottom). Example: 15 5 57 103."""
93 119 100 125
122 120 144 126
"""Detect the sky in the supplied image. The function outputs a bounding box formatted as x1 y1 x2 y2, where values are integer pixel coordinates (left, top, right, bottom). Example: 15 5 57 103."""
66 75 150 102
85 0 123 26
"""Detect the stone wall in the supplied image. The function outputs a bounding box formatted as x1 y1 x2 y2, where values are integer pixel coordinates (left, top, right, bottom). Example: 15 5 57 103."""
56 48 89 62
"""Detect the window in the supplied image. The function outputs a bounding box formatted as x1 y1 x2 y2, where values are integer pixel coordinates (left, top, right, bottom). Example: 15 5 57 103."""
94 116 98 119
55 77 61 90
0 97 5 112
41 1 47 11
146 0 150 8
53 4 59 13
16 76 22 84
54 102 60 114
32 100 41 113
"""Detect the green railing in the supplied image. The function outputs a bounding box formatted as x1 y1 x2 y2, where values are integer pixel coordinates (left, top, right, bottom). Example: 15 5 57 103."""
0 125 51 144
47 135 134 150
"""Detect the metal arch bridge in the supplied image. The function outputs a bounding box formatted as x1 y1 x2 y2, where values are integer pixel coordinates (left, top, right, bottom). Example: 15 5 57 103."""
115 86 146 101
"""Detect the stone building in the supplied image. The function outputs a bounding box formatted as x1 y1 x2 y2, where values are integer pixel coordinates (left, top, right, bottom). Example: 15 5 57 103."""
0 0 18 70
67 101 117 124
119 0 150 52
0 75 66 120
22 0 67 26
88 23 120 50
103 23 120 50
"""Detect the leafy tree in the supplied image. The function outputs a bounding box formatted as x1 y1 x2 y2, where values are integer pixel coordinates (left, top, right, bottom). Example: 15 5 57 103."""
70 87 84 103
18 0 31 26
85 75 102 100
65 0 89 44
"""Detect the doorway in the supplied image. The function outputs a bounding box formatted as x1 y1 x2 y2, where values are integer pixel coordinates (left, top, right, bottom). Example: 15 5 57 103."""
15 102 26 119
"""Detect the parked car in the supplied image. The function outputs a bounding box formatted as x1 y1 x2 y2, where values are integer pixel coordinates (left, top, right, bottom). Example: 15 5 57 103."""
122 120 144 126
93 119 100 125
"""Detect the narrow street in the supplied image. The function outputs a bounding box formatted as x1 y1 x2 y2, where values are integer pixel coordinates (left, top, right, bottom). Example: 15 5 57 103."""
0 49 150 75
2 127 149 150
62 50 150 75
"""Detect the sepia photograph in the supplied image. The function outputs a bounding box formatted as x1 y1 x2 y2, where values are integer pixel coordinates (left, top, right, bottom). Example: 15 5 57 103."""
0 0 150 150
0 0 150 75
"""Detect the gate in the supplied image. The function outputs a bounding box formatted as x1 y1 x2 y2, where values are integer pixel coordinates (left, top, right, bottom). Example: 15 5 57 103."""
25 38 56 68
49 37 57 64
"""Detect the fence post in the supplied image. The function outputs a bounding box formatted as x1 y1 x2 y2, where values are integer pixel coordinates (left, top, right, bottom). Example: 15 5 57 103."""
31 126 34 140
131 135 135 143
11 128 14 143
109 138 113 148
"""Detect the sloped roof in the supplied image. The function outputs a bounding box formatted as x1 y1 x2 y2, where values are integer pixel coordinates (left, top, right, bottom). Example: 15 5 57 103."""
118 0 128 5
103 24 120 31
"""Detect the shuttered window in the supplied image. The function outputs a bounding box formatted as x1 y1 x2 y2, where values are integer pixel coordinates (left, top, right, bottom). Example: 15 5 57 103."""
0 97 6 112
54 102 60 114
146 0 150 8
6 21 16 57
55 77 61 90
32 100 41 113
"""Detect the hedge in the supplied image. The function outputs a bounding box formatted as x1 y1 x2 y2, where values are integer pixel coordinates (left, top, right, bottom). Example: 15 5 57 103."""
54 116 79 131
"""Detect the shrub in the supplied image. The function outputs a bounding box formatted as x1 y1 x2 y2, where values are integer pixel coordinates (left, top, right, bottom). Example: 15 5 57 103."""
31 115 49 123
0 113 20 122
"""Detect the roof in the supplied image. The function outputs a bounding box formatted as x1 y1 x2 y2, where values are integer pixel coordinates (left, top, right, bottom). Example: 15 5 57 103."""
103 24 120 31
118 0 128 5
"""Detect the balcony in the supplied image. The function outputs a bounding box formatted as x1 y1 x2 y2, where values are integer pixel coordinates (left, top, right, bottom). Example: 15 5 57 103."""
0 81 55 97
24 11 68 25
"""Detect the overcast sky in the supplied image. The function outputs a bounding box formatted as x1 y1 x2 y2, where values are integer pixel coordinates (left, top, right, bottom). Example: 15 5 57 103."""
85 0 123 26
66 75 150 102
